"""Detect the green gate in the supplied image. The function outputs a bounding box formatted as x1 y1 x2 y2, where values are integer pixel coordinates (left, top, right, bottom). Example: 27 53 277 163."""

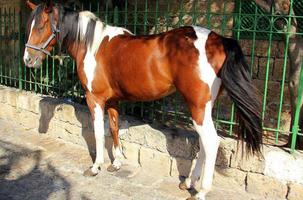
0 0 302 151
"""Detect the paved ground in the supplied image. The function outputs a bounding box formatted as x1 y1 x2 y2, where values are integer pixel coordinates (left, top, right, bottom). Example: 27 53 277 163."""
0 118 266 200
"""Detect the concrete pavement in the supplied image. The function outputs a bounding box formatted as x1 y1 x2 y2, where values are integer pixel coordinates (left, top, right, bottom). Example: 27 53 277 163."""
0 118 270 200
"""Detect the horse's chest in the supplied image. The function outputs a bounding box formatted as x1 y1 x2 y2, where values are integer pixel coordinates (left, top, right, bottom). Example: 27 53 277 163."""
81 52 98 92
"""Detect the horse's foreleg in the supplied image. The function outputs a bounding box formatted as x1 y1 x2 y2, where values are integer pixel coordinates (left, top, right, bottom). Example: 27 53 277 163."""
107 102 123 172
84 92 105 176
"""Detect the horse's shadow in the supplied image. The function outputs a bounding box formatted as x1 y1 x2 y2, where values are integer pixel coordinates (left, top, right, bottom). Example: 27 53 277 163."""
38 97 123 165
0 140 71 200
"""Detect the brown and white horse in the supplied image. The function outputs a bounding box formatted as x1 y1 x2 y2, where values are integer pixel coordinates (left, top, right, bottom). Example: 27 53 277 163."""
24 1 263 199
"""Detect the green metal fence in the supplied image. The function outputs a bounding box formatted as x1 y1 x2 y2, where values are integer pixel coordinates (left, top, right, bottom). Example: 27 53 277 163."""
0 0 302 151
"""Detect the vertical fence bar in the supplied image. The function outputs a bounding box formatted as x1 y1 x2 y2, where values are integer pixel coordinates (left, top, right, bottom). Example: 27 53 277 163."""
206 0 211 28
4 7 7 85
275 0 294 143
249 3 258 76
143 0 148 34
52 49 55 94
165 0 170 31
124 0 128 28
291 61 303 152
261 10 274 126
154 0 159 33
8 7 12 86
177 0 184 27
0 7 2 84
133 0 138 34
18 7 22 89
105 0 109 24
13 7 16 87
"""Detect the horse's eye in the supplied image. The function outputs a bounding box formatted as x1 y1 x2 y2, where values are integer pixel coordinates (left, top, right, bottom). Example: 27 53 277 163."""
37 26 44 32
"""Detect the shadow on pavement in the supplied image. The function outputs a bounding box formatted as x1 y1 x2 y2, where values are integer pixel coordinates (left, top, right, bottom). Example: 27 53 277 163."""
0 140 71 200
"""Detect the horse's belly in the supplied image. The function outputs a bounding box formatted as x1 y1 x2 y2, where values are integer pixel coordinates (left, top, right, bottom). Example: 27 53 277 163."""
120 81 176 101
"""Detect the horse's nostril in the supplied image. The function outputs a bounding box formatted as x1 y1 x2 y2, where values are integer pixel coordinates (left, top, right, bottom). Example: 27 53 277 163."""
24 57 32 65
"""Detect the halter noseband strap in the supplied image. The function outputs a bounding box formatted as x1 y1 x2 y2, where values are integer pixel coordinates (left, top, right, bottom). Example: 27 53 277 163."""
25 13 59 56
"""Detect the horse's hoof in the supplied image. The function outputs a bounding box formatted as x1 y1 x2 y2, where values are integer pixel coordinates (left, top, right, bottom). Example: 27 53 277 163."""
107 164 120 172
179 181 191 190
186 196 205 200
186 197 204 200
83 168 98 177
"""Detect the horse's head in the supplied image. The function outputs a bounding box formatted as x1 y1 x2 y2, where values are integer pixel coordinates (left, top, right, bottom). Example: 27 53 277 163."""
24 0 59 68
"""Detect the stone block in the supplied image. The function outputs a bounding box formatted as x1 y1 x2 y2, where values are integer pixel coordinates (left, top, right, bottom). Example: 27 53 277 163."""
121 141 140 165
216 137 236 167
17 110 40 130
170 157 192 177
54 103 81 127
0 103 18 121
139 147 171 176
166 132 198 160
287 182 303 200
74 107 92 130
264 149 303 184
214 167 247 188
230 144 265 173
0 86 7 103
122 125 148 145
246 173 288 199
16 91 42 114
144 126 168 153
6 89 18 107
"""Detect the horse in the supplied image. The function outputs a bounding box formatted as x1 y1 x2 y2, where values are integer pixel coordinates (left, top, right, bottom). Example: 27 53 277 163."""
23 1 263 199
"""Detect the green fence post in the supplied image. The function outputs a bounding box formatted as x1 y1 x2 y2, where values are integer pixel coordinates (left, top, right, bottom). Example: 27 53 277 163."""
18 8 22 90
113 6 119 25
291 61 303 152
0 7 2 85
275 0 295 143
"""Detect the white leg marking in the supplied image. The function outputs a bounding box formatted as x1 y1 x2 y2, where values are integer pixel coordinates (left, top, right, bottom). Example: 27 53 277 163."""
91 104 105 174
112 145 123 169
23 19 35 64
193 102 220 199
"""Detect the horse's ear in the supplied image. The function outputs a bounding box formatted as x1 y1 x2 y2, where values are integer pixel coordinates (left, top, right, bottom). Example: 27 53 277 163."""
44 0 54 13
26 0 37 10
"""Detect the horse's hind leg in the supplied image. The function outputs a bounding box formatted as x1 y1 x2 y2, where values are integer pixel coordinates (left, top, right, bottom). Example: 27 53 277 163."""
106 101 123 172
180 100 220 199
176 76 221 199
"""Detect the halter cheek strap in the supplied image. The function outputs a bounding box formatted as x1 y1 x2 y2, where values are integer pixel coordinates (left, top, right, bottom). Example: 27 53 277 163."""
25 13 60 56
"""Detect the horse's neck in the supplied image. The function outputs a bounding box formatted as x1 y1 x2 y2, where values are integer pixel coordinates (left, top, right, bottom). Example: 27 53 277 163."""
63 18 131 63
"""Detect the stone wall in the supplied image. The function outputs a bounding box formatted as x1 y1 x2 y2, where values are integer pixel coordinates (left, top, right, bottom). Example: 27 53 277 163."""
0 85 302 199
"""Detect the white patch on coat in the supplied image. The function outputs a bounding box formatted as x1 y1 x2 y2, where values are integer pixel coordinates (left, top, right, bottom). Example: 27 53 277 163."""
79 11 131 92
91 103 105 174
23 19 36 64
193 101 220 199
192 26 222 104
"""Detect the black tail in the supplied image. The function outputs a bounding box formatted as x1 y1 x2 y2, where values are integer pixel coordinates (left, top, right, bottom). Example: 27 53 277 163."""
219 37 263 155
